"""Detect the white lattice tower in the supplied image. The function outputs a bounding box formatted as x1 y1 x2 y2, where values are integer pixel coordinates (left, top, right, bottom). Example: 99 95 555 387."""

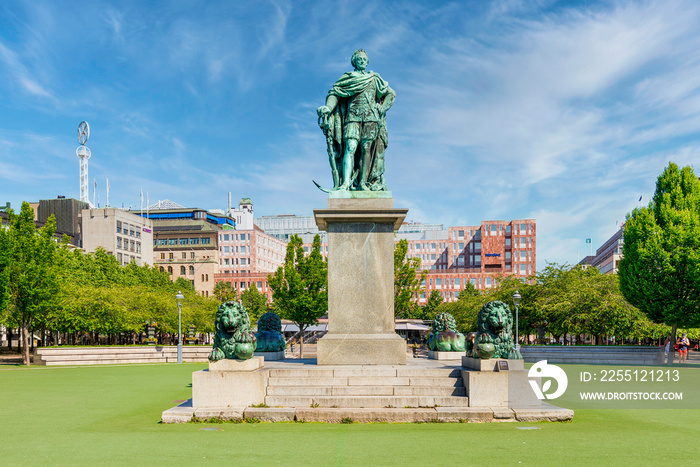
76 121 91 204
76 145 91 203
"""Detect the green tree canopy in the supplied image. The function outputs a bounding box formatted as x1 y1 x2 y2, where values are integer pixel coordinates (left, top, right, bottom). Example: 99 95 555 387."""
213 280 237 303
268 234 327 358
619 162 700 360
0 202 60 364
394 239 426 318
241 284 268 325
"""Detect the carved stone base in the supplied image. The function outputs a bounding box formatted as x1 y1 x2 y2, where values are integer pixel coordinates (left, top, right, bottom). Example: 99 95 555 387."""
254 351 285 361
428 351 465 360
208 356 264 372
462 356 524 372
317 334 407 365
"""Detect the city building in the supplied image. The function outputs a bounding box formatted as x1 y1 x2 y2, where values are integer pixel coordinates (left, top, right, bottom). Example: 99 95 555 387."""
279 217 536 306
216 200 289 301
80 208 154 266
137 200 234 297
577 228 623 274
37 197 89 246
254 214 318 240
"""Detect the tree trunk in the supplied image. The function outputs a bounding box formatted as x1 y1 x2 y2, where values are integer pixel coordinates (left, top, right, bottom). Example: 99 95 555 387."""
21 325 31 366
299 325 305 359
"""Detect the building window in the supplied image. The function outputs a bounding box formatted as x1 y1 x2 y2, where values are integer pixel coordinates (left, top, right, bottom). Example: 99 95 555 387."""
505 225 511 235
136 242 141 253
160 253 165 260
224 234 229 241
117 253 122 263
117 238 122 249
180 266 186 275
505 238 511 247
167 266 173 275
520 250 527 260
490 225 497 235
189 266 195 275
182 252 187 259
116 221 122 233
190 252 195 259
202 238 210 245
201 274 204 282
159 266 164 272
169 252 174 260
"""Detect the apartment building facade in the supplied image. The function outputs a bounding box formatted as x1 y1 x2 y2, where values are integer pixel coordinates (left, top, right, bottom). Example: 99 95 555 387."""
80 208 154 266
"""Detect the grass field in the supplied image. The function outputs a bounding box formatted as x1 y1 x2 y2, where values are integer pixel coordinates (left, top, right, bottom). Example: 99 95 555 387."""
1 361 698 465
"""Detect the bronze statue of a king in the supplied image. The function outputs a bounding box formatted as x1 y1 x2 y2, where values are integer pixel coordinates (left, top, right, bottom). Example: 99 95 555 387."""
316 49 395 192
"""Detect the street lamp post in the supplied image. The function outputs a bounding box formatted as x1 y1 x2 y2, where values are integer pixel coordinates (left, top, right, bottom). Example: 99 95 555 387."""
513 290 521 352
176 290 184 364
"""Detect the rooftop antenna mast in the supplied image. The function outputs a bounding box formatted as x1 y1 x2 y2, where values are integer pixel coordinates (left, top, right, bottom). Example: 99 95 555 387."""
76 121 92 206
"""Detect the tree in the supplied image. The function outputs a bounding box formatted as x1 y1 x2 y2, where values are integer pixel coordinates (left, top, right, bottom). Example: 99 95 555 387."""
268 234 327 358
394 239 426 318
619 162 700 363
0 202 60 365
213 280 237 303
241 284 268 325
422 290 444 320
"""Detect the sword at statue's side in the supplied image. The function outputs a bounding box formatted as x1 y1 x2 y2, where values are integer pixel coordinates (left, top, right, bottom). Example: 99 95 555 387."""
313 111 340 193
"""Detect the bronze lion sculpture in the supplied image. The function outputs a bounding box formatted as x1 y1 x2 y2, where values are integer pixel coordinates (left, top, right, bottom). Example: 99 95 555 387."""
208 301 257 361
255 312 286 352
467 300 522 359
427 312 466 352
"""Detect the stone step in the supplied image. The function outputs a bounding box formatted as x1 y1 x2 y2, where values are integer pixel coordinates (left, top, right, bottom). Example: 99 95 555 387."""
267 385 466 397
267 367 462 378
264 395 469 408
268 376 463 387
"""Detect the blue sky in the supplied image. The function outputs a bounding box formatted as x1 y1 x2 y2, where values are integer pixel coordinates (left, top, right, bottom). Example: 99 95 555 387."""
1 0 699 270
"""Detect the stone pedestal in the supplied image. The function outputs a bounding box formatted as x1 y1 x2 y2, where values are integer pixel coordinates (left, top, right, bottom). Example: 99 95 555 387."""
192 357 267 409
254 351 285 361
462 356 525 372
428 350 465 361
314 195 408 365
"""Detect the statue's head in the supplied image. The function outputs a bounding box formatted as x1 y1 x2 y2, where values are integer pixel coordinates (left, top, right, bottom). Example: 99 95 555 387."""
351 49 369 70
478 301 513 335
432 312 458 333
217 301 250 333
257 311 282 333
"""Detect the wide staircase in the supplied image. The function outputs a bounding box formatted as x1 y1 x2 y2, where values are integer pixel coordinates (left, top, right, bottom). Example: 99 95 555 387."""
264 366 468 408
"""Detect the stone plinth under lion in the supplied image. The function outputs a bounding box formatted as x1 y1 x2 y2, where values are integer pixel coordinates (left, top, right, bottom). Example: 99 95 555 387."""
314 196 408 365
193 301 267 410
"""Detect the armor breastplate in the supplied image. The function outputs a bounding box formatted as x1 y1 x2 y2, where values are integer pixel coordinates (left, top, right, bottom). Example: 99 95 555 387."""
346 79 378 123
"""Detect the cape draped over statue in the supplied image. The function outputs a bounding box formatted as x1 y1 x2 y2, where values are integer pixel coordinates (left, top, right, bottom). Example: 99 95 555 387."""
323 71 391 190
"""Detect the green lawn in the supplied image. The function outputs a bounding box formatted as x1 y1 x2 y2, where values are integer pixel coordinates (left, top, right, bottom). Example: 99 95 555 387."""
1 362 697 465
